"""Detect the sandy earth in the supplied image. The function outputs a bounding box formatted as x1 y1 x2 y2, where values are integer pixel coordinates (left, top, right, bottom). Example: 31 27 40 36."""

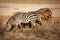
0 16 60 40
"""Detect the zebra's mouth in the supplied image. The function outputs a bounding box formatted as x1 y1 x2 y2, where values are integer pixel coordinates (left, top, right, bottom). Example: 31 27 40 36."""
21 22 32 28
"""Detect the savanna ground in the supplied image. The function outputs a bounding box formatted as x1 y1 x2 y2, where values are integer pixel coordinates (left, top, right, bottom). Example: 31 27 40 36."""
0 15 60 40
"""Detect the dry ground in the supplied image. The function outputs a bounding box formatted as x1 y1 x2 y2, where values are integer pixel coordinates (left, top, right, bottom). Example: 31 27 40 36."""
0 15 60 40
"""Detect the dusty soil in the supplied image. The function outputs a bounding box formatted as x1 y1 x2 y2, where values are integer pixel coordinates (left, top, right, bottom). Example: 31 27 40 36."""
0 15 60 40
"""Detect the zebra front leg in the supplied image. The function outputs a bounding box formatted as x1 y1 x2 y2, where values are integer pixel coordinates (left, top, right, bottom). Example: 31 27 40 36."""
31 22 36 29
18 23 24 31
13 23 18 32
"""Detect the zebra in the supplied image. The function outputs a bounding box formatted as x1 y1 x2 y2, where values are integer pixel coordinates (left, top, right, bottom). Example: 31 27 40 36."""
6 12 43 31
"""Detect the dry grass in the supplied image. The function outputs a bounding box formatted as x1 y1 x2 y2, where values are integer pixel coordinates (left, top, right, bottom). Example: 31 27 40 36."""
0 15 60 40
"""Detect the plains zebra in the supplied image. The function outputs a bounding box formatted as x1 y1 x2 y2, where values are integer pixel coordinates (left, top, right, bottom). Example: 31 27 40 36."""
6 12 43 31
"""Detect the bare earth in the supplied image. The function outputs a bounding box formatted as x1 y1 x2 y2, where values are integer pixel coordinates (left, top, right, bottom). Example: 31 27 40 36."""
0 15 60 40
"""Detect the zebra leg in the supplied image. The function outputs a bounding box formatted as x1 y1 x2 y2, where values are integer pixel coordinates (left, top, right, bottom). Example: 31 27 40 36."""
28 22 32 28
35 20 42 26
14 23 18 32
31 22 37 29
19 23 23 29
49 15 51 20
18 24 21 29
